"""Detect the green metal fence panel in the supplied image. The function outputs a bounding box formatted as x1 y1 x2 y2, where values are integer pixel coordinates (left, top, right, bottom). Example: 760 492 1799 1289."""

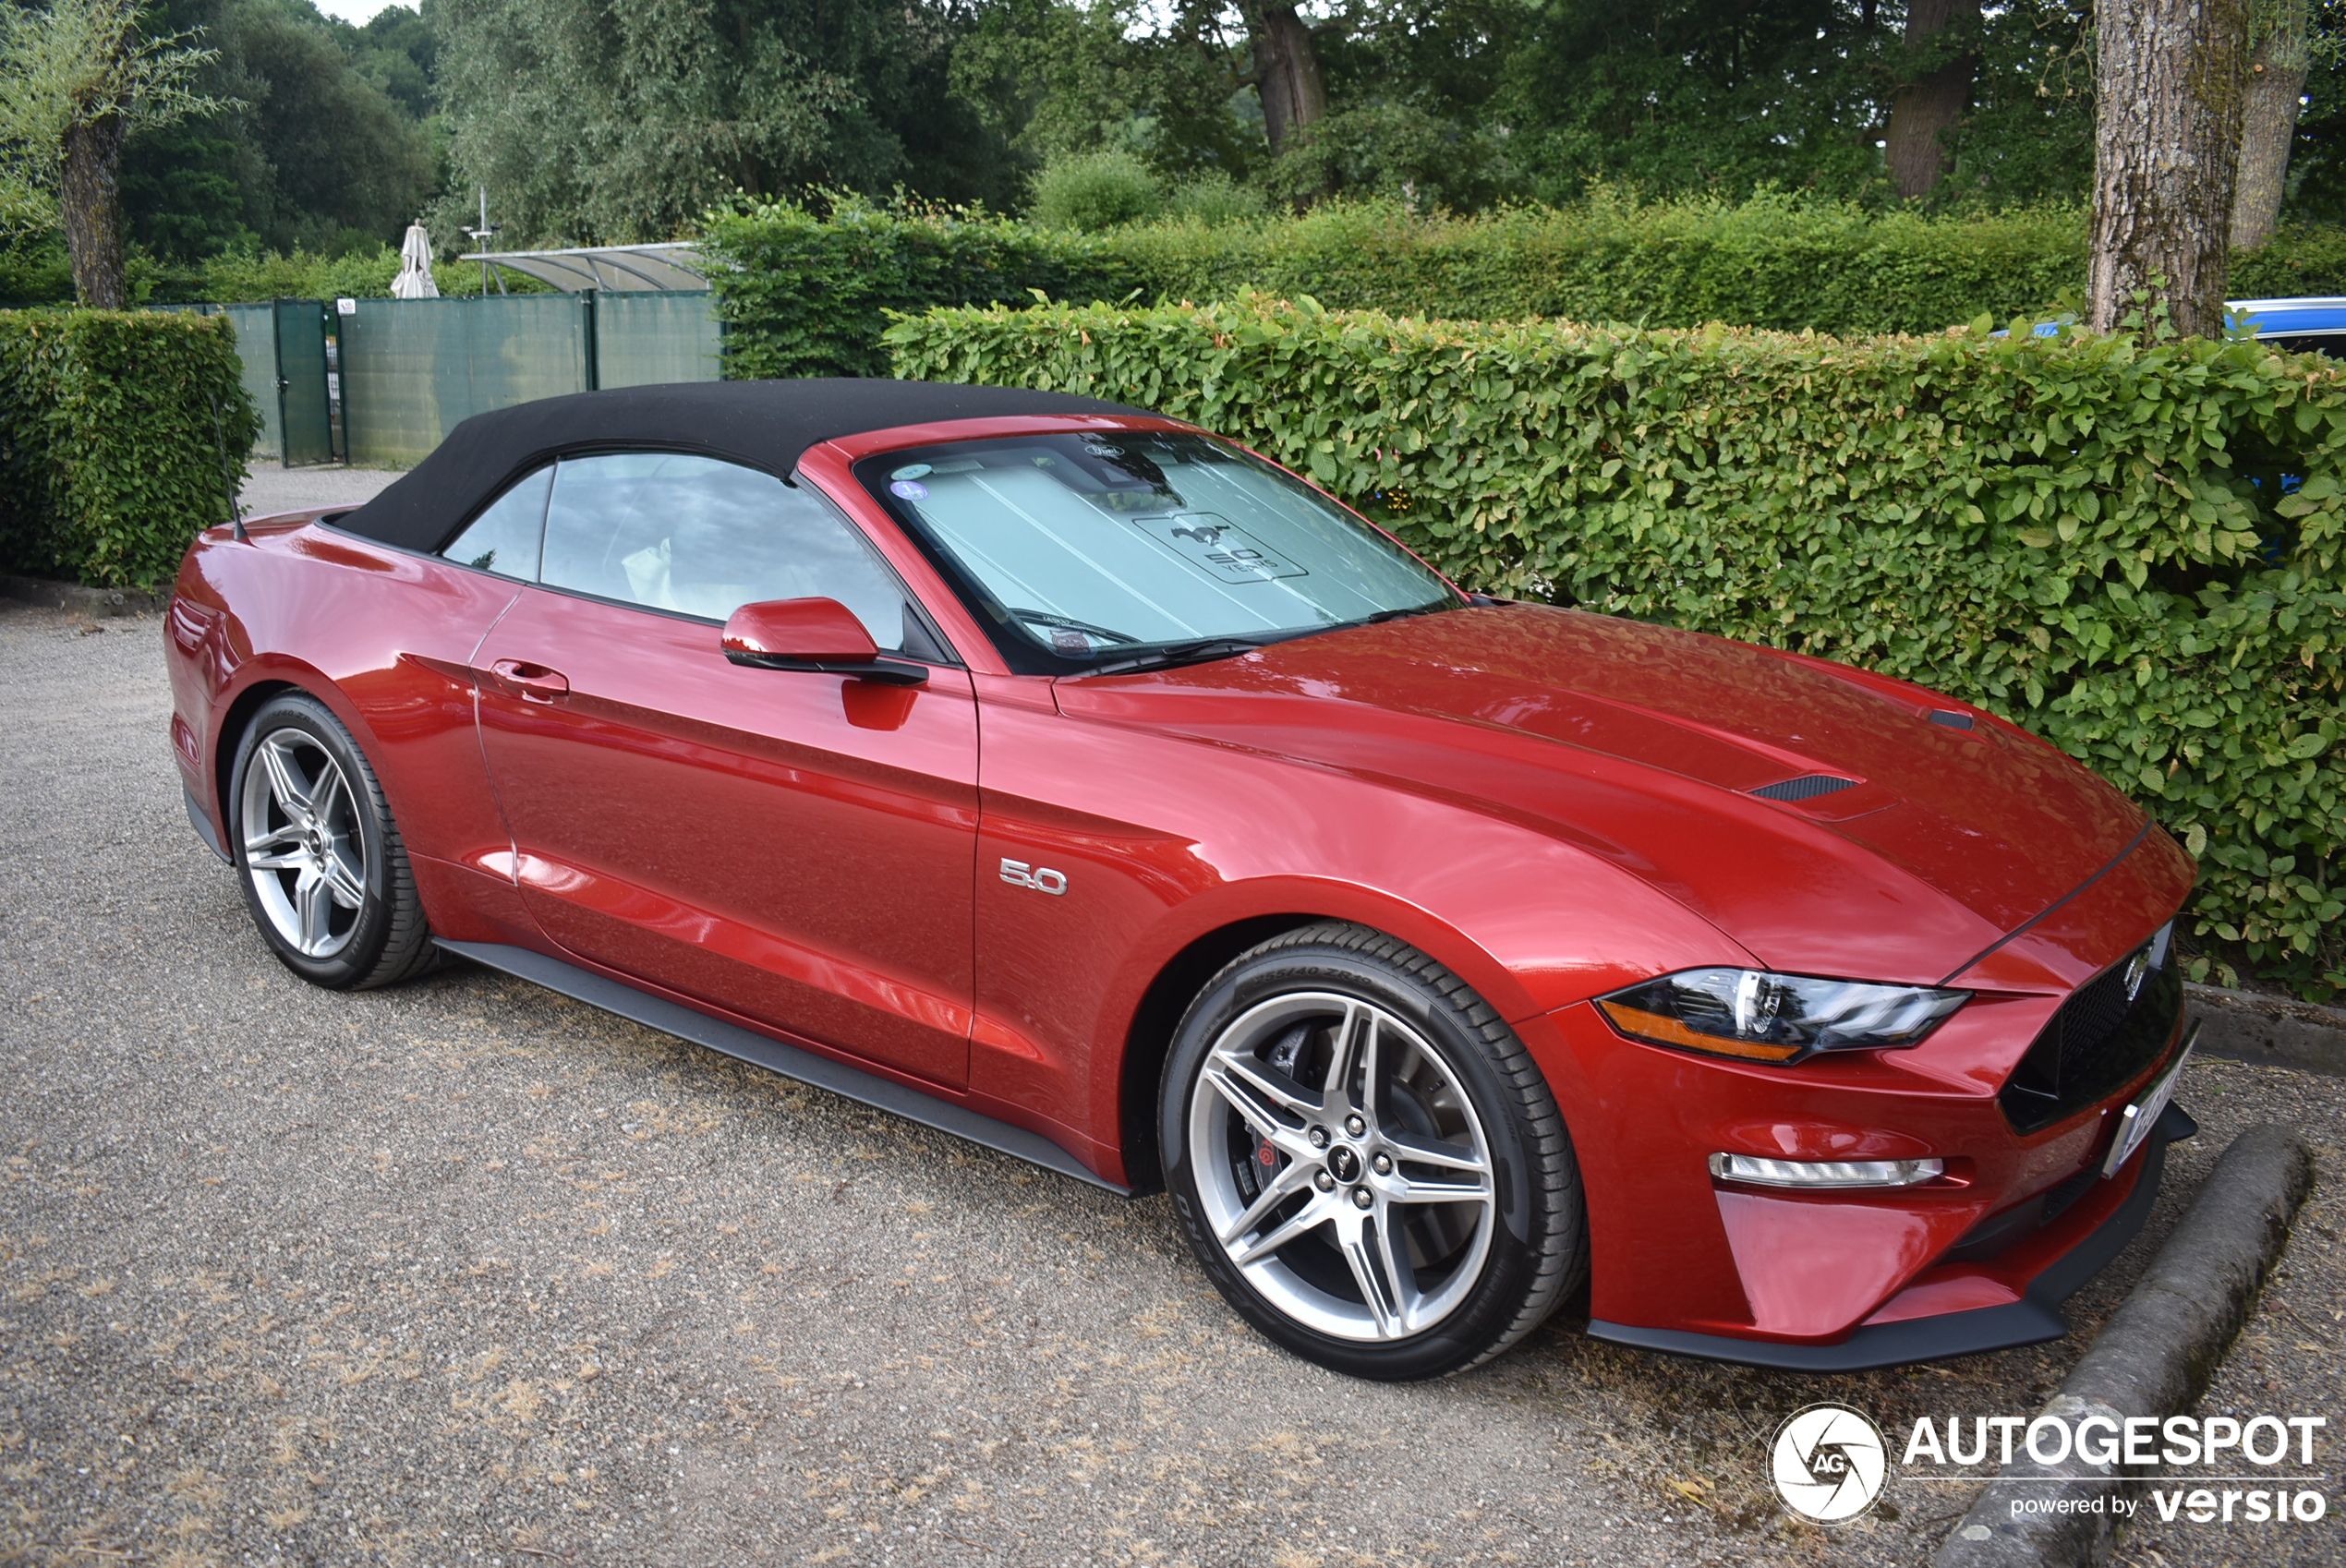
273 299 334 466
343 294 590 468
217 305 283 462
593 290 721 388
151 303 284 459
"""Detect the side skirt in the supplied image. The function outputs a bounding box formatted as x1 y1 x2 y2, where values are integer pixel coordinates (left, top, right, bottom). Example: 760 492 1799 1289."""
435 938 1131 1197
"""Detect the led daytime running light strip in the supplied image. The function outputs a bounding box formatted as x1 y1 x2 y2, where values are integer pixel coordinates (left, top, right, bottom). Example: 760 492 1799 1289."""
1708 1153 1945 1188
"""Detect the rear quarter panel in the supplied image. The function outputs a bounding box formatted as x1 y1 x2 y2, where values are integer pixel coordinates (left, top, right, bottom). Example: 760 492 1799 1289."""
169 519 519 886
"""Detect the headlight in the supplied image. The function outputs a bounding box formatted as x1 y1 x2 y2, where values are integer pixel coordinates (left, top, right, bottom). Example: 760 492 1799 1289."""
1593 969 1969 1063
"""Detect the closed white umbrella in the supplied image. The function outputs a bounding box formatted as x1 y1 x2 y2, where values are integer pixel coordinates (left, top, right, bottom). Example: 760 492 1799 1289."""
391 223 440 299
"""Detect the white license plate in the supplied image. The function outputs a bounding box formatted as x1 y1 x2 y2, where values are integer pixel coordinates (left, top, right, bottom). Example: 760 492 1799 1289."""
2101 1023 2197 1178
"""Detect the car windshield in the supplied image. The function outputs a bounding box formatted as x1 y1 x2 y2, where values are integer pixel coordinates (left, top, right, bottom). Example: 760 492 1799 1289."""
853 430 1458 675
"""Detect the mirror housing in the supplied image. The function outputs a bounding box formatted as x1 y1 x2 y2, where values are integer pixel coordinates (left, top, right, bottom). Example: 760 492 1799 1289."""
720 597 927 685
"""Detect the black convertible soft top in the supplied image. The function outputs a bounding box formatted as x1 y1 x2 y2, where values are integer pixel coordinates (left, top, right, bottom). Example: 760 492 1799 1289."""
330 378 1161 554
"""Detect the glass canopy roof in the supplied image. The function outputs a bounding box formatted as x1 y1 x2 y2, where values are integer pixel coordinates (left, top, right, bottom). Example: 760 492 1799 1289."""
458 242 709 293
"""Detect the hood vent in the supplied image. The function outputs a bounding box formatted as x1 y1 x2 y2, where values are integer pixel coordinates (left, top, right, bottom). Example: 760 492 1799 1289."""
1751 774 1858 802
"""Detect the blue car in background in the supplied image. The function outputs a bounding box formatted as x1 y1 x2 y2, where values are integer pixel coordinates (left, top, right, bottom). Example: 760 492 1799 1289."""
2012 297 2346 353
2228 296 2346 356
2219 299 2343 560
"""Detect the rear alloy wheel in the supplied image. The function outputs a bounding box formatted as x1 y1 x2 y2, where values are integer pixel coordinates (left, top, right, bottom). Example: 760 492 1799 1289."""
230 692 435 989
1162 923 1585 1380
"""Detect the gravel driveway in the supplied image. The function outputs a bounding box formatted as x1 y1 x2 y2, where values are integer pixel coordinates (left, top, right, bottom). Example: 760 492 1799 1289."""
2 601 2340 1568
237 466 400 521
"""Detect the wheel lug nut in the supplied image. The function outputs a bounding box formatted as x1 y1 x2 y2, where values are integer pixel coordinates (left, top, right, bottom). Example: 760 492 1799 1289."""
1372 1152 1392 1175
1345 1115 1366 1138
1313 1170 1336 1192
1308 1126 1330 1149
1350 1187 1373 1210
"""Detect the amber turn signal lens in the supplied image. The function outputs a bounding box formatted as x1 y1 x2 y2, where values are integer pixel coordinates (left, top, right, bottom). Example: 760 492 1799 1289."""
1593 1001 1804 1062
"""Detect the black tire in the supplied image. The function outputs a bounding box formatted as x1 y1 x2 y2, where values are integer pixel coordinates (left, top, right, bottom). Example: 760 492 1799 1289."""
1160 922 1585 1381
227 690 437 990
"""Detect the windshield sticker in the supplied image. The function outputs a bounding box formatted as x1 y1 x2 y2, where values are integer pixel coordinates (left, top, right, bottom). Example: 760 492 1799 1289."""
890 479 929 500
1133 513 1308 584
890 464 933 481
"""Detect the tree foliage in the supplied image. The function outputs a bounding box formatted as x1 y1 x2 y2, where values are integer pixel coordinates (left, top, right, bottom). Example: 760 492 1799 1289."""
430 0 1017 247
107 0 438 265
42 0 2340 259
965 1 2114 213
0 0 223 251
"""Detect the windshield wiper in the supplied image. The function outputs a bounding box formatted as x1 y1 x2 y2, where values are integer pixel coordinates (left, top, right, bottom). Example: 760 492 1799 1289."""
1079 637 1266 676
1348 601 1455 629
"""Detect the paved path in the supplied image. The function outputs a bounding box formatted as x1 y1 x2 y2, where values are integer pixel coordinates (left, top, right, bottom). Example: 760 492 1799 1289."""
0 601 2339 1567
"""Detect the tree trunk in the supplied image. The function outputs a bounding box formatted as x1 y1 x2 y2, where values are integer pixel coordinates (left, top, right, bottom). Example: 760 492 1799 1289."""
1250 5 1328 159
2087 0 2252 339
1883 0 1982 199
2229 0 2311 251
61 112 128 310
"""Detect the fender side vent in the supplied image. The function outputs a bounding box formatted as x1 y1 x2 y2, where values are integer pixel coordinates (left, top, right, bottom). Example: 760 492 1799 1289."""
1751 774 1857 802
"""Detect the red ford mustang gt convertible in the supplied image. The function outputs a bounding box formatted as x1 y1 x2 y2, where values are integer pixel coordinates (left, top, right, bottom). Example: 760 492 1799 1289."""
165 379 2198 1380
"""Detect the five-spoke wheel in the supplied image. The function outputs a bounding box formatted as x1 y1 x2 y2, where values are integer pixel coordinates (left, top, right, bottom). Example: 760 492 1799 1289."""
1164 923 1585 1381
240 728 368 959
1190 992 1497 1342
227 692 436 989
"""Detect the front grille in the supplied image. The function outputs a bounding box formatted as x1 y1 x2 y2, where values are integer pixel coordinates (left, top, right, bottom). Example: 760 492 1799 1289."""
1751 774 1857 802
1999 952 2183 1134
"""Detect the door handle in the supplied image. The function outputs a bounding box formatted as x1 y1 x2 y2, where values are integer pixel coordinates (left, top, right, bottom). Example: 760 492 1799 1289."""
490 658 570 703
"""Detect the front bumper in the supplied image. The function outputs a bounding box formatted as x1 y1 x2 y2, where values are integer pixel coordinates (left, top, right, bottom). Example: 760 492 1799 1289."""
1586 1098 2196 1370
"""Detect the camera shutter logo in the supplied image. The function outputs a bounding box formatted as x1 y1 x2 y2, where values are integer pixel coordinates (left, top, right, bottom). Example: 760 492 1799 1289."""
1770 1403 1888 1523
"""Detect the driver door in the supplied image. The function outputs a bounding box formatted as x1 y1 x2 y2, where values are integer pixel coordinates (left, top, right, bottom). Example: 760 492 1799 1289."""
470 452 978 1088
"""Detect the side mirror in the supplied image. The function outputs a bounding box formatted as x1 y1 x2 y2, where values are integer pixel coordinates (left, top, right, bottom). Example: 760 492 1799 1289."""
720 597 927 686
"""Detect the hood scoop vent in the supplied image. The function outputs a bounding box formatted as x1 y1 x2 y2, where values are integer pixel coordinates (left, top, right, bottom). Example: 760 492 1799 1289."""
1752 774 1859 802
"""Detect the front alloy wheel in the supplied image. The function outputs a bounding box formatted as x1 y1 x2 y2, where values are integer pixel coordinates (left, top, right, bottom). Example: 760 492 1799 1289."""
1164 923 1585 1381
1191 992 1497 1341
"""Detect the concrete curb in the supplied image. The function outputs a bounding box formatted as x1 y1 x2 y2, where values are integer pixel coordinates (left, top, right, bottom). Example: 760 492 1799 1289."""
1 574 164 618
2188 982 2346 1076
1932 1124 2316 1568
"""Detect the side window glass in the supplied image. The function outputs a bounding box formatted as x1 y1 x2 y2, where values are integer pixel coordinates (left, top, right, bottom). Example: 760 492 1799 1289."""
539 452 938 655
440 465 552 579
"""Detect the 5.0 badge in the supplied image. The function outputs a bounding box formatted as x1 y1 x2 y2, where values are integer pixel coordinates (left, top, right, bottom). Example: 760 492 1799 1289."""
999 859 1068 895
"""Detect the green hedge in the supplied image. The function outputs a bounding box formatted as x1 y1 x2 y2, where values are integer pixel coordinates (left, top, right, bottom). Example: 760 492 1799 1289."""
888 297 2346 997
0 309 259 590
2230 224 2346 300
700 200 1130 380
706 198 2346 379
1097 197 2093 334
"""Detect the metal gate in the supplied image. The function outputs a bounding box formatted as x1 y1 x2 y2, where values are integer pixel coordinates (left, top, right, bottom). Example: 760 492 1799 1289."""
272 299 335 467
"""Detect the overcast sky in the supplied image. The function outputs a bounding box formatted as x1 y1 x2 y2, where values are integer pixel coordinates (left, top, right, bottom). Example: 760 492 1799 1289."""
311 0 405 22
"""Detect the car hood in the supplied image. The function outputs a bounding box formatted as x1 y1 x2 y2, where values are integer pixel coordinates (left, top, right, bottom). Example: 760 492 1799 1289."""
1054 604 2161 987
